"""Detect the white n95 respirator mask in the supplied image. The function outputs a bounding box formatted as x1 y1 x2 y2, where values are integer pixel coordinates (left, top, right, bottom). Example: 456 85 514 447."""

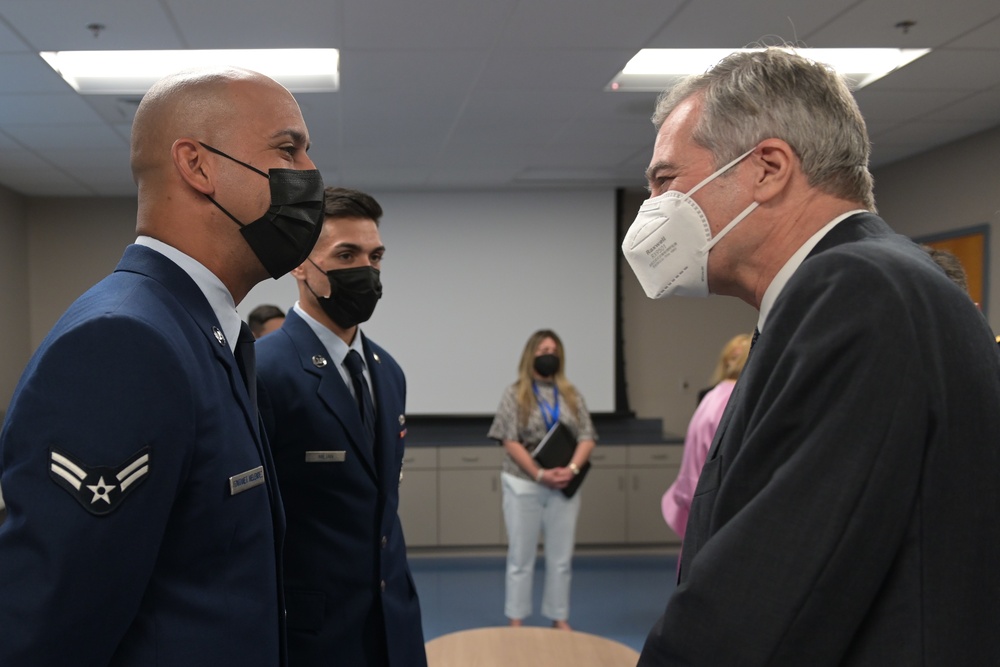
622 147 758 299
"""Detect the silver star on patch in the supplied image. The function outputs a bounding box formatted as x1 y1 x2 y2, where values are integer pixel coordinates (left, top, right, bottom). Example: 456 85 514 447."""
86 476 116 504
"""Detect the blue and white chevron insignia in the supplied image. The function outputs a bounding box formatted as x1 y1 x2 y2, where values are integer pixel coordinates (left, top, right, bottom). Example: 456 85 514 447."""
48 447 151 515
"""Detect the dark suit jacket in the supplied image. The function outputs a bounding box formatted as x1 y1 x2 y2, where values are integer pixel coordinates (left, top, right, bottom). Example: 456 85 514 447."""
0 244 285 666
639 213 1000 666
257 309 427 667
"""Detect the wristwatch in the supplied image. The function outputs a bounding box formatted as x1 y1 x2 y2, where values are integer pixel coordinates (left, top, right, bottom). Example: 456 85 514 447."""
568 462 580 476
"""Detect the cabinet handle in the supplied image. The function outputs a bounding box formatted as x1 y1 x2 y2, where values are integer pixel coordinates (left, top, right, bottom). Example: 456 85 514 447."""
618 475 625 492
461 456 480 463
633 475 639 491
492 477 498 492
650 454 668 461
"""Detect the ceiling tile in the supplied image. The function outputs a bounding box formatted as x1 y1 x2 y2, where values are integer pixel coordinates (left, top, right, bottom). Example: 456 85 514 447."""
478 48 637 91
165 0 343 49
0 0 998 196
1 0 181 50
502 0 684 49
0 54 76 94
648 0 855 48
871 48 1000 91
855 88 971 123
807 0 1000 48
340 0 517 49
949 14 1000 48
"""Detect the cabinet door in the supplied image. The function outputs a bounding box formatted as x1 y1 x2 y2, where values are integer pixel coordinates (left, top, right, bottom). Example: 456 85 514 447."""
438 468 503 545
398 469 439 547
575 465 627 544
627 465 681 544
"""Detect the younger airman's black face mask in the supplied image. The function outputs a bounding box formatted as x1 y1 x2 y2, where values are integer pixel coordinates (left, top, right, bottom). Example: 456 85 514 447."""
305 259 383 330
200 142 325 279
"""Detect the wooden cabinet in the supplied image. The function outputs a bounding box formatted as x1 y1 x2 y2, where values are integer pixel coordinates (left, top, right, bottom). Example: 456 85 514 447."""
575 447 628 544
437 447 505 546
576 444 682 546
397 443 681 548
626 445 682 544
398 446 439 547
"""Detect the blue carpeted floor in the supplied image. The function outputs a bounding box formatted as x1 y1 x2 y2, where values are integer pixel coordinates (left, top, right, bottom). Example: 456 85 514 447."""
409 552 678 653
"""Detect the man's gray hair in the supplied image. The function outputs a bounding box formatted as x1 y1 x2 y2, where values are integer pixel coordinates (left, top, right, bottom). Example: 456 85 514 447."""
652 48 875 211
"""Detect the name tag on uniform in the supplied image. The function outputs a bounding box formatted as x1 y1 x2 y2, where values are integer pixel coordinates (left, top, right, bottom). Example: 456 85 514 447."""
305 451 347 463
229 466 265 495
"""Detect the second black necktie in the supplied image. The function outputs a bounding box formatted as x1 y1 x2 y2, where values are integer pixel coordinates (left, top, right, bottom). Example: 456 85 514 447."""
344 349 376 450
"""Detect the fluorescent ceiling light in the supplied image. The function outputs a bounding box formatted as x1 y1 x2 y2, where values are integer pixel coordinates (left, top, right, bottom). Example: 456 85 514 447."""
607 47 930 92
39 48 339 94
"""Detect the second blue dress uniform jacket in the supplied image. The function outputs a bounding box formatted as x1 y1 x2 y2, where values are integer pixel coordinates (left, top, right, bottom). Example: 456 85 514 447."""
257 308 427 667
0 245 286 666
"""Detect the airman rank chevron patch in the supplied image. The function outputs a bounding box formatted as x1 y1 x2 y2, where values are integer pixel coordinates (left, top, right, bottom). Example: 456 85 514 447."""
48 447 151 515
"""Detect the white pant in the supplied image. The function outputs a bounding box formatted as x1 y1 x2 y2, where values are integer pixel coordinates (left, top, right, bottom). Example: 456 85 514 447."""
501 471 581 622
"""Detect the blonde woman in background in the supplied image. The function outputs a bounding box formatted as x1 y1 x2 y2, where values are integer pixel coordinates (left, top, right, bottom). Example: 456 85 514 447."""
487 329 596 631
662 334 751 539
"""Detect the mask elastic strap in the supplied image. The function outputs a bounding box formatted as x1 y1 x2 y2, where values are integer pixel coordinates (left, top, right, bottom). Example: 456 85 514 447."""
701 201 759 253
302 266 332 303
199 142 270 179
687 146 756 197
205 195 246 229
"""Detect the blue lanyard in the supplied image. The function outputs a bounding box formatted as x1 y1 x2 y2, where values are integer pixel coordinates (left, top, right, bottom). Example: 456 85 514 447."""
532 381 560 430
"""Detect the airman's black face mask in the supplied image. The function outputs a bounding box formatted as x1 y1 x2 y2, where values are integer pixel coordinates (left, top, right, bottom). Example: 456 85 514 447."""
305 260 382 329
200 142 325 279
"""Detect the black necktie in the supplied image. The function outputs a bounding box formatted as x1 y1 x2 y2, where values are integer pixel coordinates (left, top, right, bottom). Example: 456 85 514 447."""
344 349 376 450
235 322 257 411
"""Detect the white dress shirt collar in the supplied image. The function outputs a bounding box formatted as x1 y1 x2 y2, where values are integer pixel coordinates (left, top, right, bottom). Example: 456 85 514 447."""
757 210 867 333
134 236 241 353
292 302 370 401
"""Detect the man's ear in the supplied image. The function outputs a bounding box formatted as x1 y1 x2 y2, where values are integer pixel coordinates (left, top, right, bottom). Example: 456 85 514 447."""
751 138 795 204
289 262 309 281
172 138 215 195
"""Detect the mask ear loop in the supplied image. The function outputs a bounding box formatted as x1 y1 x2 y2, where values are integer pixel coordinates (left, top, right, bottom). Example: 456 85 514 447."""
701 201 759 253
198 142 271 228
687 146 756 197
303 258 333 302
199 142 270 178
686 146 759 254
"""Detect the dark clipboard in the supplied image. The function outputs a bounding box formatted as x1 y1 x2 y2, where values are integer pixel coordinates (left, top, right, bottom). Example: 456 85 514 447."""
532 422 590 498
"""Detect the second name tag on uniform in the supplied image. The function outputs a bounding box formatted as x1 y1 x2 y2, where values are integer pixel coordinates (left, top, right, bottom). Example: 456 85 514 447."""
305 451 347 463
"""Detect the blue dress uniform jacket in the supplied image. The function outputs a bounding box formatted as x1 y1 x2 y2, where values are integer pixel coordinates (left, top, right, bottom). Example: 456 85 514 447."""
638 213 1000 666
257 309 427 667
0 245 286 667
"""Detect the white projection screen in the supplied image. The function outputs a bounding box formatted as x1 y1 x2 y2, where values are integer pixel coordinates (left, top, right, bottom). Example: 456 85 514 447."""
239 189 616 415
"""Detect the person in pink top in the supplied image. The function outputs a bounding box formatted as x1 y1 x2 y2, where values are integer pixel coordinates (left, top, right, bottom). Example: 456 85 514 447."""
662 333 751 538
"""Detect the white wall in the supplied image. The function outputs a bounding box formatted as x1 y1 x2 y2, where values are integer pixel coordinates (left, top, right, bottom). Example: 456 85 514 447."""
0 185 29 418
242 189 617 415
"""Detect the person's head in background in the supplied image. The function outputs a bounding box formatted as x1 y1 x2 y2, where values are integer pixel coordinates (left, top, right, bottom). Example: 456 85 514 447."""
921 245 971 294
248 304 286 338
708 333 753 386
697 332 752 404
291 187 385 344
920 246 996 345
514 329 580 425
